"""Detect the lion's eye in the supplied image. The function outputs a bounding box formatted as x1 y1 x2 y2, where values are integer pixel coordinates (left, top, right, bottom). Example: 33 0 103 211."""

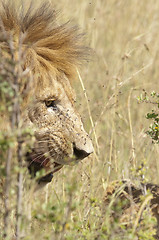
45 100 57 110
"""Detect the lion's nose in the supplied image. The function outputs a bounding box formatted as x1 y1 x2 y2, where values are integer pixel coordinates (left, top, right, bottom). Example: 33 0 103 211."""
73 147 89 159
73 142 94 160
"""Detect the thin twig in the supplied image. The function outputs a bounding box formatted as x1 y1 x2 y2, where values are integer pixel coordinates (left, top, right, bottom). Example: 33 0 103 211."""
76 69 99 157
118 61 153 87
91 61 152 134
14 61 23 240
3 55 18 238
3 148 12 239
128 88 136 168
15 139 23 240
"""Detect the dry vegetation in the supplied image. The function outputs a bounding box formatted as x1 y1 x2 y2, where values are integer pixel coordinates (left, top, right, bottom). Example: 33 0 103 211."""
1 0 159 239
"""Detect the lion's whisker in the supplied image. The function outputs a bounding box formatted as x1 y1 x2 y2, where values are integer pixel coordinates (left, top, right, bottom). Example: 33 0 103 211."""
27 152 48 166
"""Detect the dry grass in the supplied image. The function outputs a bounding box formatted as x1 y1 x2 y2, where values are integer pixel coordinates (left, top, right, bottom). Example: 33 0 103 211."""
1 0 159 239
56 0 159 190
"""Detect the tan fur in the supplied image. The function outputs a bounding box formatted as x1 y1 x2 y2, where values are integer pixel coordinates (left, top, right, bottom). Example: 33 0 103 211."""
0 1 93 182
0 1 88 77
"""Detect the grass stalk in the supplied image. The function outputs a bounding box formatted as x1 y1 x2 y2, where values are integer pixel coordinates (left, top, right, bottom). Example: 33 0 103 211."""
3 148 12 239
76 68 99 158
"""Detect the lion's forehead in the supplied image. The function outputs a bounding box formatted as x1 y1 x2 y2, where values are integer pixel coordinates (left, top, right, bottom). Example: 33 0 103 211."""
34 74 76 103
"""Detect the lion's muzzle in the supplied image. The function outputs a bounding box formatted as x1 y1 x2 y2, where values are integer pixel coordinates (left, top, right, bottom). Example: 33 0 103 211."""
73 139 94 160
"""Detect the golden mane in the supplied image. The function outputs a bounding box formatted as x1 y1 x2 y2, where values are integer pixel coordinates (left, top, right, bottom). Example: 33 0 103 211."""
0 1 89 81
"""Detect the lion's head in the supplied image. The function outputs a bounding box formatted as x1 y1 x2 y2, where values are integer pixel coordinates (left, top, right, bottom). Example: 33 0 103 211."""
0 1 93 183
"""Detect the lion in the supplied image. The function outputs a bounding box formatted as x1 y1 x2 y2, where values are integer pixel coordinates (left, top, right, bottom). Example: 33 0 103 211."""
104 180 159 238
0 1 93 184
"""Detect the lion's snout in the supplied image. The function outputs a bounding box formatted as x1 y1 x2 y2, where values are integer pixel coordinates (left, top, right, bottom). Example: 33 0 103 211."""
73 145 92 160
73 137 94 160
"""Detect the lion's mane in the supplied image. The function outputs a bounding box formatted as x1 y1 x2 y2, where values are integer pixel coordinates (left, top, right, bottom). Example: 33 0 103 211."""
0 1 89 83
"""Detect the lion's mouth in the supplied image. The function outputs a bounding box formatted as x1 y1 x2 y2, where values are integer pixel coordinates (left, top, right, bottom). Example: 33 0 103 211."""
25 151 63 183
25 142 91 183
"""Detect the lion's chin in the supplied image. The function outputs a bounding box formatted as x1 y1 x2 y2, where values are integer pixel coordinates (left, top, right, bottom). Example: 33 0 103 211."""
25 151 63 178
53 155 81 166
